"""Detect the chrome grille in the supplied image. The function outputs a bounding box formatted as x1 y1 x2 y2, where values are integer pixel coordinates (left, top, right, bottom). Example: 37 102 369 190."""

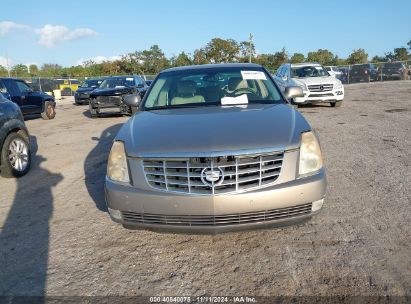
308 93 334 98
307 84 333 92
122 203 312 226
143 152 284 195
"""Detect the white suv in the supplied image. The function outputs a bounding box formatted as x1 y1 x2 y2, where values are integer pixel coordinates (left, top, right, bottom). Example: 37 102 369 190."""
274 63 344 107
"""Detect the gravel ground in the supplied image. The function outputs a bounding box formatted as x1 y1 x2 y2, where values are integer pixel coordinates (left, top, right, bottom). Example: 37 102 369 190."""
0 81 410 297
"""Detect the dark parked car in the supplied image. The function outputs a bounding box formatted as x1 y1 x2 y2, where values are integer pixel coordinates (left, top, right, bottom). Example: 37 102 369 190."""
0 78 56 120
339 67 351 84
145 80 153 86
380 62 409 80
89 75 148 117
349 64 379 82
74 78 104 105
0 93 31 177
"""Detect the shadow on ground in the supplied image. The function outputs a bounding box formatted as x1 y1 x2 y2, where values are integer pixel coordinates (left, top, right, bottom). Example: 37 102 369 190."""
84 124 123 212
0 136 63 296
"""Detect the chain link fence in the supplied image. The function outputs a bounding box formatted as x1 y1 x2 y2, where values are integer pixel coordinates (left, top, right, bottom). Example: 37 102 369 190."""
326 60 411 84
11 60 411 99
12 75 157 98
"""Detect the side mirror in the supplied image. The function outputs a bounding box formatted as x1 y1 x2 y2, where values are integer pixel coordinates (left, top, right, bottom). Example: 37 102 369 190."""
123 94 141 108
284 86 304 102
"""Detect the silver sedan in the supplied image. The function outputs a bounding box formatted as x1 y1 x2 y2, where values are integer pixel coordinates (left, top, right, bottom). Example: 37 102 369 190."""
105 63 326 233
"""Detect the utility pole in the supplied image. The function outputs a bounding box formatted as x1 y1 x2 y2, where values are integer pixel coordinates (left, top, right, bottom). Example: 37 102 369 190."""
248 33 254 63
6 55 11 77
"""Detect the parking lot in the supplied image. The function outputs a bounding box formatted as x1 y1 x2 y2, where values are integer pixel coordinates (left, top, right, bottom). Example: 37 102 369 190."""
0 80 410 297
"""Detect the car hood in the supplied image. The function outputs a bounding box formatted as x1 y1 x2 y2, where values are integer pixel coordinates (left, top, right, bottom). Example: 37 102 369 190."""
32 91 54 100
90 87 133 96
116 103 311 158
293 76 339 86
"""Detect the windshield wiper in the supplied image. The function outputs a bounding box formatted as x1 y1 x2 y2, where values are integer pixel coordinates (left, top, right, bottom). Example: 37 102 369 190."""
145 103 219 111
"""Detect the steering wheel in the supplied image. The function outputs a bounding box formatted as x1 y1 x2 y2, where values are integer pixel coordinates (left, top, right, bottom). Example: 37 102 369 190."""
232 87 255 96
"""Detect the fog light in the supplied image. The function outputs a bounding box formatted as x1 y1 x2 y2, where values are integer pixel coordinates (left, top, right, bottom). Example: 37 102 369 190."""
108 208 122 220
311 199 324 212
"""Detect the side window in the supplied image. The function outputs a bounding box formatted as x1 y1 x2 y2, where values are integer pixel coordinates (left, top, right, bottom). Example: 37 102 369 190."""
284 66 290 78
276 66 283 77
135 77 144 86
2 80 18 96
15 81 31 94
0 80 8 94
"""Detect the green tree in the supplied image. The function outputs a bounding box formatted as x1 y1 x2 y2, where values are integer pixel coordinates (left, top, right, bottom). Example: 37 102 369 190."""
371 55 386 63
290 53 305 63
40 63 63 77
11 64 29 77
139 45 170 74
193 49 209 65
0 65 8 77
29 64 39 76
171 52 192 67
347 49 368 64
204 38 240 63
239 40 256 62
392 47 409 61
255 49 288 71
407 40 411 50
307 49 336 65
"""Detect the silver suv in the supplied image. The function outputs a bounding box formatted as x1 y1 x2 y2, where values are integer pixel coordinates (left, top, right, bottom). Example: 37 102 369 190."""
105 63 326 233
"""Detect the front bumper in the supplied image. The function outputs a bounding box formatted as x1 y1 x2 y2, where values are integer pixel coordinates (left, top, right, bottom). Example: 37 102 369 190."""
105 168 326 233
91 95 130 113
294 89 344 104
74 93 90 103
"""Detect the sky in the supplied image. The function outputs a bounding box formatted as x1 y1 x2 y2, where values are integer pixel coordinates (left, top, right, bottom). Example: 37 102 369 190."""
0 0 410 68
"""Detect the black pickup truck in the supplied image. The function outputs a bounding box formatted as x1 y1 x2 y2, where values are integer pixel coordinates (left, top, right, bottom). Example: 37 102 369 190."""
349 64 379 82
0 78 56 119
89 75 148 117
380 62 409 80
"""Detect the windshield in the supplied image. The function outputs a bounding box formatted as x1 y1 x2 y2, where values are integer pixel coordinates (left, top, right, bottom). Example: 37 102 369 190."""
384 63 403 68
80 79 103 88
291 65 329 78
143 68 283 110
99 77 135 89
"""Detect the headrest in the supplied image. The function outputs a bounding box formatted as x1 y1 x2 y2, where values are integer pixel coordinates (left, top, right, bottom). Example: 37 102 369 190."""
228 77 248 91
176 80 196 96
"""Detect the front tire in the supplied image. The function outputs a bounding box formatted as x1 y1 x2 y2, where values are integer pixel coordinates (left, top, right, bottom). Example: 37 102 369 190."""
0 132 31 178
41 101 56 120
330 100 342 107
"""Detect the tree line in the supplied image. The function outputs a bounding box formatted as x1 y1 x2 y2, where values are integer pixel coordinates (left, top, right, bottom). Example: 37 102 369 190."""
1 38 410 78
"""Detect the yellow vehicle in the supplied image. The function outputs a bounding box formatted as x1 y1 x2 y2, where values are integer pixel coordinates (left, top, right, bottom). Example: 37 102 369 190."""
55 79 80 96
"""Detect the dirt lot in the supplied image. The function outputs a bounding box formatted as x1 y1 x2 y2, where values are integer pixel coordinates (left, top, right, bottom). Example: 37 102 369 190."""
0 81 410 297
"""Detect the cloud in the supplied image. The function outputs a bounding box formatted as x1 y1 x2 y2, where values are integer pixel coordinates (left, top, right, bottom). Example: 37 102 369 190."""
0 21 29 35
76 55 122 66
36 24 97 47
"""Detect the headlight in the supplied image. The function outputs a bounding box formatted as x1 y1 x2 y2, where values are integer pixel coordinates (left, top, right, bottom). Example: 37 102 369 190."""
334 81 343 90
299 131 323 176
107 141 130 183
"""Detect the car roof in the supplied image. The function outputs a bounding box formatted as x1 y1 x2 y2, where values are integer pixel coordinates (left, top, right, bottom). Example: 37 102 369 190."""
0 77 25 81
162 63 263 73
105 75 141 78
290 62 321 67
